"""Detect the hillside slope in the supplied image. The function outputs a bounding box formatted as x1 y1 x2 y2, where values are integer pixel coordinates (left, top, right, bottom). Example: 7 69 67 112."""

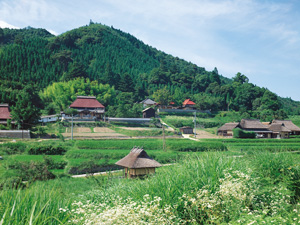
0 23 299 116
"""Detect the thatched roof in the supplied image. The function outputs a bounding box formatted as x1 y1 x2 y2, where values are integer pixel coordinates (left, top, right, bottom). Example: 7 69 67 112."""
268 123 291 133
239 119 268 129
115 148 162 169
272 120 300 132
218 123 238 131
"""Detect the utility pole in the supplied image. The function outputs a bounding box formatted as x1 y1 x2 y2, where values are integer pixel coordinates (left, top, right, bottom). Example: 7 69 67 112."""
71 113 73 140
163 125 166 152
194 111 196 138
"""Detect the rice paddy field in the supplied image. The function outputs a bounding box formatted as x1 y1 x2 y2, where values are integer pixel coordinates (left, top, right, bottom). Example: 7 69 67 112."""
1 136 300 224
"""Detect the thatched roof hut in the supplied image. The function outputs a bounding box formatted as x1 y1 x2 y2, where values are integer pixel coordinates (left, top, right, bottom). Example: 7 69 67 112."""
115 147 161 178
268 123 291 138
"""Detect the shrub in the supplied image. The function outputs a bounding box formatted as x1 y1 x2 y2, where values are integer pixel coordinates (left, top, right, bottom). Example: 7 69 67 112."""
233 128 256 139
0 142 27 155
12 161 56 182
28 145 67 155
43 155 67 170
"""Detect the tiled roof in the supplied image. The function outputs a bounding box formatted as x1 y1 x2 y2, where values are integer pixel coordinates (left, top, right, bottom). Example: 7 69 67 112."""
140 98 156 105
182 99 195 106
0 104 12 120
70 96 105 108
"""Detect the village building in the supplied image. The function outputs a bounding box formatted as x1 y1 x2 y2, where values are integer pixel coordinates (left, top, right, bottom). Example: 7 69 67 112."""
217 123 239 137
69 96 105 120
142 107 156 118
272 120 300 135
182 99 196 109
180 126 194 134
218 119 272 138
140 98 156 108
268 123 291 139
0 104 14 126
115 147 161 178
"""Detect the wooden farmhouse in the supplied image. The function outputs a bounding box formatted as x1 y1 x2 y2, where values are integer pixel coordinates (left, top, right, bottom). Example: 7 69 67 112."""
0 104 14 126
182 99 196 109
268 123 291 139
142 107 156 118
218 119 300 139
69 96 105 120
115 147 162 178
272 120 300 135
180 126 194 134
217 123 239 137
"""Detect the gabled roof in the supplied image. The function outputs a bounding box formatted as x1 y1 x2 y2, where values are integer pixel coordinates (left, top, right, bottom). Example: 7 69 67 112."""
0 104 12 120
239 119 269 130
268 123 291 133
70 96 105 108
218 123 239 131
140 98 156 105
115 147 162 169
272 120 300 132
182 99 195 106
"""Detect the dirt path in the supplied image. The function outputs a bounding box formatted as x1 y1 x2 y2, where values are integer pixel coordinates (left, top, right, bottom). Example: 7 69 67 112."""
195 129 218 139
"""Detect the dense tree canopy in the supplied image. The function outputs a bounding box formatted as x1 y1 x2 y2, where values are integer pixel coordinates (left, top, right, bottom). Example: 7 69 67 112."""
0 24 299 121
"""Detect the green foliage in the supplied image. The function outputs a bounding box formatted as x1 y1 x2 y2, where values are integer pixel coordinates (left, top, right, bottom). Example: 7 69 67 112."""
28 145 67 155
0 24 298 116
233 128 256 139
0 142 26 155
40 77 116 110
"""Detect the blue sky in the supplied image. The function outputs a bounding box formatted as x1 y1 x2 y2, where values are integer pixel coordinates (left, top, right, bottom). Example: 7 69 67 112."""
0 0 299 100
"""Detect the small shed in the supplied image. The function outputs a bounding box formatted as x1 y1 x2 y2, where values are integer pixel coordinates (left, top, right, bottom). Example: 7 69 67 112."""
180 126 194 134
142 107 156 118
115 147 162 178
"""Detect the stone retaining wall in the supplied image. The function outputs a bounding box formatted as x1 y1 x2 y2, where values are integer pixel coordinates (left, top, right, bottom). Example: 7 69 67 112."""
0 130 31 139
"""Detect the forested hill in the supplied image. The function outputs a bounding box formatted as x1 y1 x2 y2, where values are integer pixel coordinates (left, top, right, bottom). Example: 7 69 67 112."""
0 23 299 121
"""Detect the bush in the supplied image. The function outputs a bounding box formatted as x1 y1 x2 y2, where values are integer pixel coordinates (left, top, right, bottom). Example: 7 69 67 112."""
43 155 67 169
28 145 67 155
0 142 27 155
233 128 256 139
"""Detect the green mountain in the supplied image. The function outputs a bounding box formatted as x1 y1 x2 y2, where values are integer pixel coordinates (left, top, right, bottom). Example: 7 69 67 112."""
0 23 299 119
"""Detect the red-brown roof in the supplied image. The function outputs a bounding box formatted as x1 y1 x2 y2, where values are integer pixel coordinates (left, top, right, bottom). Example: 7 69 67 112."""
0 104 12 120
182 99 195 106
70 96 105 108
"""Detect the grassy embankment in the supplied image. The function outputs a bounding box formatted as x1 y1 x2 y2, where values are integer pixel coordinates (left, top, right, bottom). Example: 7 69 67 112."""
1 150 300 224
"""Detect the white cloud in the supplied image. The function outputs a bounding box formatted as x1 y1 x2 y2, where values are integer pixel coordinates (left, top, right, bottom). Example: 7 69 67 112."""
0 20 19 29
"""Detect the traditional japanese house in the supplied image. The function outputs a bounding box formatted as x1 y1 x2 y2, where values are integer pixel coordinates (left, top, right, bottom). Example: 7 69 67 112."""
238 119 272 138
217 123 239 136
268 123 291 139
115 147 162 178
272 120 300 135
182 99 196 109
0 104 13 126
69 96 105 120
142 107 156 118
